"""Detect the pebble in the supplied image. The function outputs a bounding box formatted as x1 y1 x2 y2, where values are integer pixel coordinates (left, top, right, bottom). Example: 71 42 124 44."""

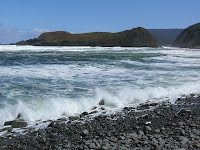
145 126 152 132
89 143 96 149
0 94 200 150
154 129 160 133
81 129 89 136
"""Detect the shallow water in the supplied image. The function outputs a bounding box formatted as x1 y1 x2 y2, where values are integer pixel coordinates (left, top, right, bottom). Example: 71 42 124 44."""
0 45 200 125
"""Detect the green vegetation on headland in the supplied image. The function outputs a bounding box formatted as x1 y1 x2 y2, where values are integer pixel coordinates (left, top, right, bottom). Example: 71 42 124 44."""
172 23 200 48
14 23 200 48
16 27 158 47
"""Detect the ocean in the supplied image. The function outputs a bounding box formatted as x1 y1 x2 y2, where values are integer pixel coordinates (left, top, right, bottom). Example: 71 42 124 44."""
0 45 200 126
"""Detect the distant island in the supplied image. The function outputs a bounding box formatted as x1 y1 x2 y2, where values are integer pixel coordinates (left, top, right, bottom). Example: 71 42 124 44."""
15 27 158 47
172 23 200 48
148 29 183 46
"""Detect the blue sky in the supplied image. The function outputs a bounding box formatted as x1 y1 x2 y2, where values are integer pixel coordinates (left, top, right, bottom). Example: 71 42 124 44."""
0 0 200 44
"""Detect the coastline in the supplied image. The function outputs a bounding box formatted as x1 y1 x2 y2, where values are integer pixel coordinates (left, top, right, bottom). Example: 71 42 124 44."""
0 94 200 149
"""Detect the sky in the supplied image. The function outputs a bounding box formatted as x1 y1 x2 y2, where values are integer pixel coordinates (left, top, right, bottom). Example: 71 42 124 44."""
0 0 200 44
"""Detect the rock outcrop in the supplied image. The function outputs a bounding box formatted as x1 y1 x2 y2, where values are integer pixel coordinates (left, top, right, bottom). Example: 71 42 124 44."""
16 27 158 47
172 23 200 48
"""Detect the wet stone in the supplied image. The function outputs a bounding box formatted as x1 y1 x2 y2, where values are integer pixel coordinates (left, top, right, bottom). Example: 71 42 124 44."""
144 126 152 132
4 121 15 126
89 143 96 149
89 111 98 114
68 116 79 121
99 99 105 105
154 129 160 133
81 112 89 116
176 109 191 116
11 121 28 128
80 129 89 136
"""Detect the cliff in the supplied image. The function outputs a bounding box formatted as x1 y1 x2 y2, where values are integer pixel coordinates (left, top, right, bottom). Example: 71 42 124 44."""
16 27 158 47
172 23 200 48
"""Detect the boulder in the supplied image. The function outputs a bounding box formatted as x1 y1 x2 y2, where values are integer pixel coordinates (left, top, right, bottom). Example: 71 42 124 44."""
176 109 191 116
68 116 80 121
11 121 28 128
4 121 15 126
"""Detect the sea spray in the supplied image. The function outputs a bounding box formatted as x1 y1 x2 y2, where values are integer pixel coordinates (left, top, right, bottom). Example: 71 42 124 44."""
0 45 200 126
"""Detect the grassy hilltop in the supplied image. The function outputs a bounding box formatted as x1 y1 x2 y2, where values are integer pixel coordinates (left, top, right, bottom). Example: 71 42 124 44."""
16 27 158 47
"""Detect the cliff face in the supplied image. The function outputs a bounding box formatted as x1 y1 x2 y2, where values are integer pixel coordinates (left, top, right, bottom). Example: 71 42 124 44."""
16 27 158 47
172 23 200 48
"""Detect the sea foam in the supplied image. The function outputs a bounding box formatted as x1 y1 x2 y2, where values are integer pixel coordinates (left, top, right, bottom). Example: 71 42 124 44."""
0 81 200 126
0 45 200 126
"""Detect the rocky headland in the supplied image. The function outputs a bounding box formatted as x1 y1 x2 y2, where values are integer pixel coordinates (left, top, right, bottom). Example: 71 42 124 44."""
0 94 200 150
172 23 200 48
15 27 158 47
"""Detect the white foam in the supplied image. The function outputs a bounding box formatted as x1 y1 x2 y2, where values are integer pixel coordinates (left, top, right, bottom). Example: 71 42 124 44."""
0 81 200 126
0 46 200 127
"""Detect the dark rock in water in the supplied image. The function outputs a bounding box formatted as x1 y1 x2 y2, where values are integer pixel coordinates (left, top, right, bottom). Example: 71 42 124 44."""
91 106 97 110
68 116 80 121
101 107 105 110
82 112 89 116
141 103 158 107
16 113 21 119
123 107 135 111
80 111 89 118
172 22 200 48
89 111 98 114
99 99 105 105
11 121 28 128
57 117 68 121
48 121 58 128
176 109 191 116
4 121 15 126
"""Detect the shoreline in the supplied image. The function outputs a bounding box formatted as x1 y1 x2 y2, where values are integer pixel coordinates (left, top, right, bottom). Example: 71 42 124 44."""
0 94 200 149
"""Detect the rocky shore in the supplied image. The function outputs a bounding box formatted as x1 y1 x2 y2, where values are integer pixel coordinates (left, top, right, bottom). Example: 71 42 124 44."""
0 94 200 150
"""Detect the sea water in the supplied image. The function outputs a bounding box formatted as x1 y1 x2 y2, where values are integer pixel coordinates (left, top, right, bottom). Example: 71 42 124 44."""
0 45 200 126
